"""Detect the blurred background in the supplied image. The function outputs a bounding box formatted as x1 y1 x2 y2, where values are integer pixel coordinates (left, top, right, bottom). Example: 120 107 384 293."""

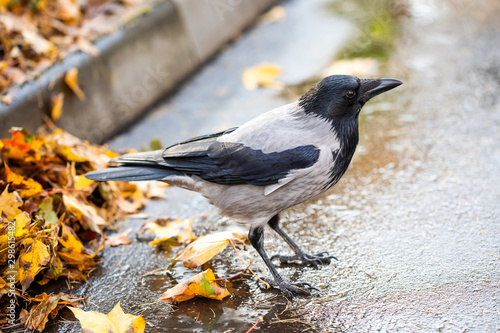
1 0 499 332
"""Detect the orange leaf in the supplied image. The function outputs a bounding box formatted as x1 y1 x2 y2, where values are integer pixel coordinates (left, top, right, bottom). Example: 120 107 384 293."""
51 93 64 121
171 231 247 269
159 269 230 303
65 68 86 101
4 163 43 198
57 223 95 271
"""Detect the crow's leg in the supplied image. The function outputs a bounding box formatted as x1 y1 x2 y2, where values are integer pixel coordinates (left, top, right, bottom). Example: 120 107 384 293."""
249 225 315 297
268 214 336 267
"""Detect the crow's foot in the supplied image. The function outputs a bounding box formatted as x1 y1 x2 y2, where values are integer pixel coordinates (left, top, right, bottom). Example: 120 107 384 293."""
260 277 318 297
271 251 336 267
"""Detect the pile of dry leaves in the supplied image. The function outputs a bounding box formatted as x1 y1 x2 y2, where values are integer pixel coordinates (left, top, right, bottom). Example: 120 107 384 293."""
0 0 155 102
0 126 161 331
0 126 255 332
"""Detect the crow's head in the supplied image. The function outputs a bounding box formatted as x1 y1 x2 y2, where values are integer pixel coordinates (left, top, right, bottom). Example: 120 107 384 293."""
299 75 402 121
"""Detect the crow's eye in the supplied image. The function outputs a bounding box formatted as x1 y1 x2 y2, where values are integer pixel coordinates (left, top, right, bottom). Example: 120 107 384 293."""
345 90 356 99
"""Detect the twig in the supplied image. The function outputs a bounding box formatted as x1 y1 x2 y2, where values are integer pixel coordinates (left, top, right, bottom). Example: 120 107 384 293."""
214 262 251 281
245 317 263 333
229 239 271 289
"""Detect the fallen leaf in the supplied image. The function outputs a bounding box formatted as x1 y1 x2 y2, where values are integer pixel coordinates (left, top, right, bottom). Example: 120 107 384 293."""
171 231 247 269
242 63 283 90
65 68 86 101
1 129 32 159
19 237 50 292
132 181 168 199
69 302 145 333
63 194 106 229
3 163 43 198
51 93 64 121
159 269 230 302
23 293 61 331
259 5 286 24
140 217 194 246
115 183 147 213
0 186 23 220
322 58 379 77
105 227 133 247
0 211 31 250
56 0 81 24
74 174 95 192
37 197 59 226
57 223 95 271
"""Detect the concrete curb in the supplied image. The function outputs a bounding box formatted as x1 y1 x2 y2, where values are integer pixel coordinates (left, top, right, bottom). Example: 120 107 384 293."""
0 0 279 142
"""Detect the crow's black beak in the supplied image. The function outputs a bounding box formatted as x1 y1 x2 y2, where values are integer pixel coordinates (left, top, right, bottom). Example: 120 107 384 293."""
359 78 402 105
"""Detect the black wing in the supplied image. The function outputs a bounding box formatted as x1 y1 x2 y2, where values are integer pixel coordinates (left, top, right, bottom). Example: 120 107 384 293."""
162 139 320 186
107 127 320 186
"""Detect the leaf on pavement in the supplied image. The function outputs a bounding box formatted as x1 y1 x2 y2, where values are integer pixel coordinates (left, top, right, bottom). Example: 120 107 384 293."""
115 182 148 213
51 93 64 121
259 5 286 24
105 227 133 247
19 237 50 292
65 68 86 101
159 269 230 303
242 63 283 90
69 302 145 333
171 231 248 269
140 217 194 246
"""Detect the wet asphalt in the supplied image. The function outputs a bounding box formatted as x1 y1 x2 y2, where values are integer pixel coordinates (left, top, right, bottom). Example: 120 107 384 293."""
42 0 499 332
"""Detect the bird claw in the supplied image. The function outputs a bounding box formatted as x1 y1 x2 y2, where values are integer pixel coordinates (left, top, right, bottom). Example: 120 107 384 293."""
271 251 336 267
260 277 318 297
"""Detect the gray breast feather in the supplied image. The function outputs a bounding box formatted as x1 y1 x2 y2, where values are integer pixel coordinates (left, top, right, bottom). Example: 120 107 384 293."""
220 102 340 154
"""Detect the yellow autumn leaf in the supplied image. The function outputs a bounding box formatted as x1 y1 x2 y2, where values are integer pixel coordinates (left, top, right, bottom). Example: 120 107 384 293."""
242 63 283 90
57 223 95 271
159 269 230 303
0 186 23 220
51 93 64 121
140 217 194 246
11 211 31 238
171 231 248 269
74 174 95 191
19 238 50 292
0 211 31 249
4 163 43 198
65 68 86 101
69 302 145 333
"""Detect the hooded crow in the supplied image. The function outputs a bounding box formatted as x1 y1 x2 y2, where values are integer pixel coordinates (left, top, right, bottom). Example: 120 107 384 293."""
86 75 402 297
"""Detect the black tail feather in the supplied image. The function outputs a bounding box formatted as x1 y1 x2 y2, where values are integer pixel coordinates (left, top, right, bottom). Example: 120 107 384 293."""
85 166 179 182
